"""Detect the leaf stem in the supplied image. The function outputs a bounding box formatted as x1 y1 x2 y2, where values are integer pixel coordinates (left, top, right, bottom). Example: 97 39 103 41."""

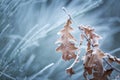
62 7 71 20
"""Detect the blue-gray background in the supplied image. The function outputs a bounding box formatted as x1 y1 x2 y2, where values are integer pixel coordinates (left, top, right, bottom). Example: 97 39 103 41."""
0 0 120 80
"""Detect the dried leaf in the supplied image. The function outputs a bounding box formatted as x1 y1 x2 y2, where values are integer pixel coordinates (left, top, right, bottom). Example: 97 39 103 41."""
90 68 113 80
56 20 120 80
66 68 75 75
103 68 113 77
96 49 105 59
84 67 92 75
83 49 105 80
91 68 113 80
56 19 78 60
108 54 120 64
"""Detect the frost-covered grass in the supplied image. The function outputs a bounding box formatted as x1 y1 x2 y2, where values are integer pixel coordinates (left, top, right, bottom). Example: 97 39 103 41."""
0 0 120 80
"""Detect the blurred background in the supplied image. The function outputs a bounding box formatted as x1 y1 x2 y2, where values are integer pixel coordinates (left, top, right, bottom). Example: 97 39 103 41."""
0 0 120 80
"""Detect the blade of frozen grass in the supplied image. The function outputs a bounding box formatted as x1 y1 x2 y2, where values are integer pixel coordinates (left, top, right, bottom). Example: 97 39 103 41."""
109 47 120 55
47 58 62 77
0 40 15 64
0 24 10 37
8 24 39 63
0 71 16 80
74 0 103 17
0 65 9 77
24 54 35 70
20 24 50 52
29 63 54 80
42 0 103 35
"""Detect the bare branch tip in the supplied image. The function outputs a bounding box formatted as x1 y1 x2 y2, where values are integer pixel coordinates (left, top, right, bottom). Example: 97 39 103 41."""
62 7 71 20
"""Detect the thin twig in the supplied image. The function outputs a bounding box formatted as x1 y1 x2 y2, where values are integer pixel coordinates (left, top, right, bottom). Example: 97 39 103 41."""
62 7 71 20
78 28 94 48
103 58 120 73
66 49 80 70
62 7 79 26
